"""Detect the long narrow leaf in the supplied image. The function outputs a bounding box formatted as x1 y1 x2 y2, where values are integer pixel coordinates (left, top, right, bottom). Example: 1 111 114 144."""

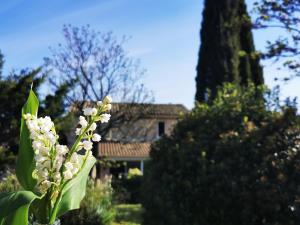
0 191 38 225
56 155 96 217
16 89 39 191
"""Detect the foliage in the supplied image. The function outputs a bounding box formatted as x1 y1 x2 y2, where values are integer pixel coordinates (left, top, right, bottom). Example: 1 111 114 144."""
0 89 104 224
127 168 142 179
0 146 16 173
113 204 143 225
195 0 263 102
115 178 143 204
0 50 4 76
0 51 70 154
0 68 43 153
112 179 131 204
0 174 21 192
253 0 300 80
0 191 38 225
143 83 300 225
113 169 143 204
61 177 116 225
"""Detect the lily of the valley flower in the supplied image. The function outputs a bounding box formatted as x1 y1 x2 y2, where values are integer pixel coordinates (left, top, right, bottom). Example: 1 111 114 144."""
24 95 112 198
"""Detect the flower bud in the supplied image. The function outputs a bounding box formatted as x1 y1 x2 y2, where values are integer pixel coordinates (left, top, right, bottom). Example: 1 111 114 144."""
83 140 93 150
99 113 111 123
63 170 73 180
103 96 112 104
83 107 97 116
92 133 101 142
89 123 97 131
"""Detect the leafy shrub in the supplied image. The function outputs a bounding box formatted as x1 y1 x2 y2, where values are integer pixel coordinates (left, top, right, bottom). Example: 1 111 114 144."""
0 146 16 173
0 173 21 192
61 176 115 225
143 83 300 225
127 168 142 179
113 170 143 204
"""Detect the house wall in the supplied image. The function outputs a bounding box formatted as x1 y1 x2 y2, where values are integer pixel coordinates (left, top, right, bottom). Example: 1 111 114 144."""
66 117 178 147
107 117 178 142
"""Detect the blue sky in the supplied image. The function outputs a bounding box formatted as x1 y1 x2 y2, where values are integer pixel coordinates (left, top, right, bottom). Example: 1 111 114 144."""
1 0 299 109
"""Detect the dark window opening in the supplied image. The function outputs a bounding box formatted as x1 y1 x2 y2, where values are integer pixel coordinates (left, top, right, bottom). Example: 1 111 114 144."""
158 121 165 137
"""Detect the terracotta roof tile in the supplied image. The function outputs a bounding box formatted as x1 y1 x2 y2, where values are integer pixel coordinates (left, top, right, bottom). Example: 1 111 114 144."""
98 142 151 159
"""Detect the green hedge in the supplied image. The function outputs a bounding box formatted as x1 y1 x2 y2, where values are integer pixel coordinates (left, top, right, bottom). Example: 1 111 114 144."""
142 83 300 225
113 176 143 204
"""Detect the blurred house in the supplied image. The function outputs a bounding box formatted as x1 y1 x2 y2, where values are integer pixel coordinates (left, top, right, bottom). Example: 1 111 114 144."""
96 103 188 178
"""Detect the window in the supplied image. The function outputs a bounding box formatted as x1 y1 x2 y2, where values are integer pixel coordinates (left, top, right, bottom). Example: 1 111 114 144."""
158 121 165 137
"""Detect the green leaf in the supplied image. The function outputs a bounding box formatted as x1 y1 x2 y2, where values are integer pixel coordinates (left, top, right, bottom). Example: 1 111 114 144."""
55 155 96 218
0 191 38 225
16 89 39 191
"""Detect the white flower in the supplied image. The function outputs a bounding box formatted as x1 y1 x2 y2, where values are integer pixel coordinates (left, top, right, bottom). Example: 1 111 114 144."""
35 155 47 163
44 116 53 124
39 146 50 156
56 144 68 155
89 122 97 131
41 125 52 133
103 96 112 104
54 172 61 182
63 170 73 180
24 113 33 120
76 142 83 151
65 162 73 171
72 167 79 175
45 132 56 144
92 133 101 142
26 120 39 131
40 180 51 191
43 160 51 169
83 107 97 116
79 116 88 127
75 128 81 136
105 104 112 111
55 156 63 171
29 131 39 140
32 140 44 151
83 140 93 150
91 108 98 116
99 113 111 123
70 153 79 164
37 169 49 180
96 101 103 106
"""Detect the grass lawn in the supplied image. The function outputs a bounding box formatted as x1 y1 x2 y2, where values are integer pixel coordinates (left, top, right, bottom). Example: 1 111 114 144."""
112 204 143 225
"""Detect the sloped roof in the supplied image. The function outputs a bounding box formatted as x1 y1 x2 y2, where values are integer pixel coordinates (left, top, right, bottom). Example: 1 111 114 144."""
111 103 188 118
98 142 151 159
73 102 188 119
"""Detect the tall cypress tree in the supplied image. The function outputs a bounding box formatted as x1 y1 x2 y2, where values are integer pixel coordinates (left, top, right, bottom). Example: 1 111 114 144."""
0 50 4 77
195 0 264 102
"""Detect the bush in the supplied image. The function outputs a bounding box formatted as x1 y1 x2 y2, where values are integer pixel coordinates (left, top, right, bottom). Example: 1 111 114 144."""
0 146 16 174
61 176 115 225
113 169 143 204
143 83 300 225
0 173 20 192
128 168 143 179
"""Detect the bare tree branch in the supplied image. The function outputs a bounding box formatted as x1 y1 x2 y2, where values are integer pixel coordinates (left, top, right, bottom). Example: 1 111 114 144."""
44 24 154 141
